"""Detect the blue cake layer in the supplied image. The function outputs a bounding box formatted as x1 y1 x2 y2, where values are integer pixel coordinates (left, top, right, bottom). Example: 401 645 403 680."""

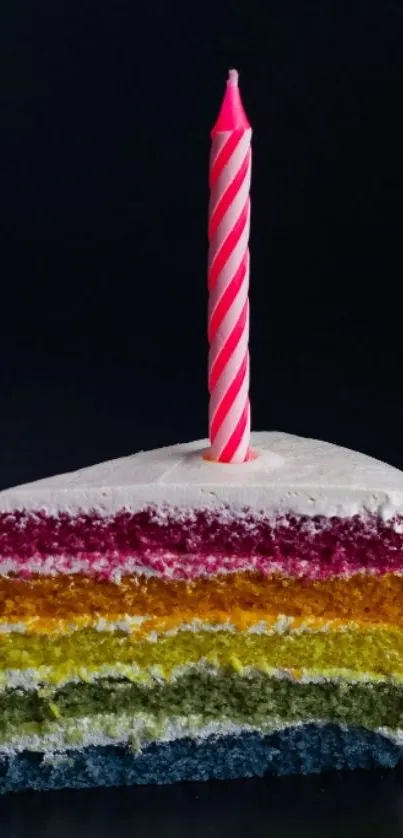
1 725 401 795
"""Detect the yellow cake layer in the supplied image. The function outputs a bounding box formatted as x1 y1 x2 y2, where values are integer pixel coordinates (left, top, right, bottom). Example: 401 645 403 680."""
1 628 403 683
1 572 403 632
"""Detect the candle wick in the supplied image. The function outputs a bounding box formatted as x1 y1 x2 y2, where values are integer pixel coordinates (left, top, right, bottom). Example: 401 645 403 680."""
228 68 239 86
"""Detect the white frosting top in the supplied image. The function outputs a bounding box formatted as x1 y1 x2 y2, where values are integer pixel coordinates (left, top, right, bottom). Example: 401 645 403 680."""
1 431 403 520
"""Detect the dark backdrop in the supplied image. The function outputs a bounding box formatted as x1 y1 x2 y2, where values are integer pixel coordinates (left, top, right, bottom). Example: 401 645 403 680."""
2 0 403 489
1 1 403 834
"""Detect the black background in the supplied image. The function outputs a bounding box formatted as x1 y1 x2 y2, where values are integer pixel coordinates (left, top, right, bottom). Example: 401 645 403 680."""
1 1 403 833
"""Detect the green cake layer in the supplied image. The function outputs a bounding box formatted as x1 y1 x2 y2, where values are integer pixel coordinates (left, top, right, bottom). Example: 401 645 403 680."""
0 671 402 746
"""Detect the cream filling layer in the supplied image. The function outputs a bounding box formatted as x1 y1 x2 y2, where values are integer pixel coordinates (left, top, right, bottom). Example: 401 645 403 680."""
0 558 160 579
0 616 367 637
1 712 403 757
1 661 403 695
1 557 402 581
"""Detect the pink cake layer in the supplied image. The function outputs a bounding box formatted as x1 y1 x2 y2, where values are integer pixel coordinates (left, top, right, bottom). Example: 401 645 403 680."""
1 509 403 579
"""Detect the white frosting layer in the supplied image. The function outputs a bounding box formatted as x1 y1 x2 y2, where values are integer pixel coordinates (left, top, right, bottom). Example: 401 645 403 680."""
1 432 403 520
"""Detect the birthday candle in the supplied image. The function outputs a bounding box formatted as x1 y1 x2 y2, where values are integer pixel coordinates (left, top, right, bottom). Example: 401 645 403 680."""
207 70 252 463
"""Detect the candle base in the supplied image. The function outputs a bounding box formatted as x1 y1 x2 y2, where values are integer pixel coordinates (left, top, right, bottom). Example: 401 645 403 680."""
202 448 258 464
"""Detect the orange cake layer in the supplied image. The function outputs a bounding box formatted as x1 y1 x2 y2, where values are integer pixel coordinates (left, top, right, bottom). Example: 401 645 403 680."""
1 572 403 628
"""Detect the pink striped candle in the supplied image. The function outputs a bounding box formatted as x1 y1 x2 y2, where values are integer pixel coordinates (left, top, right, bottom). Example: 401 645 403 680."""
207 69 252 464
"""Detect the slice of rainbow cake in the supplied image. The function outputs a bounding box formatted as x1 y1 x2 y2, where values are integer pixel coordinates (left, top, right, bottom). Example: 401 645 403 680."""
1 431 403 793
